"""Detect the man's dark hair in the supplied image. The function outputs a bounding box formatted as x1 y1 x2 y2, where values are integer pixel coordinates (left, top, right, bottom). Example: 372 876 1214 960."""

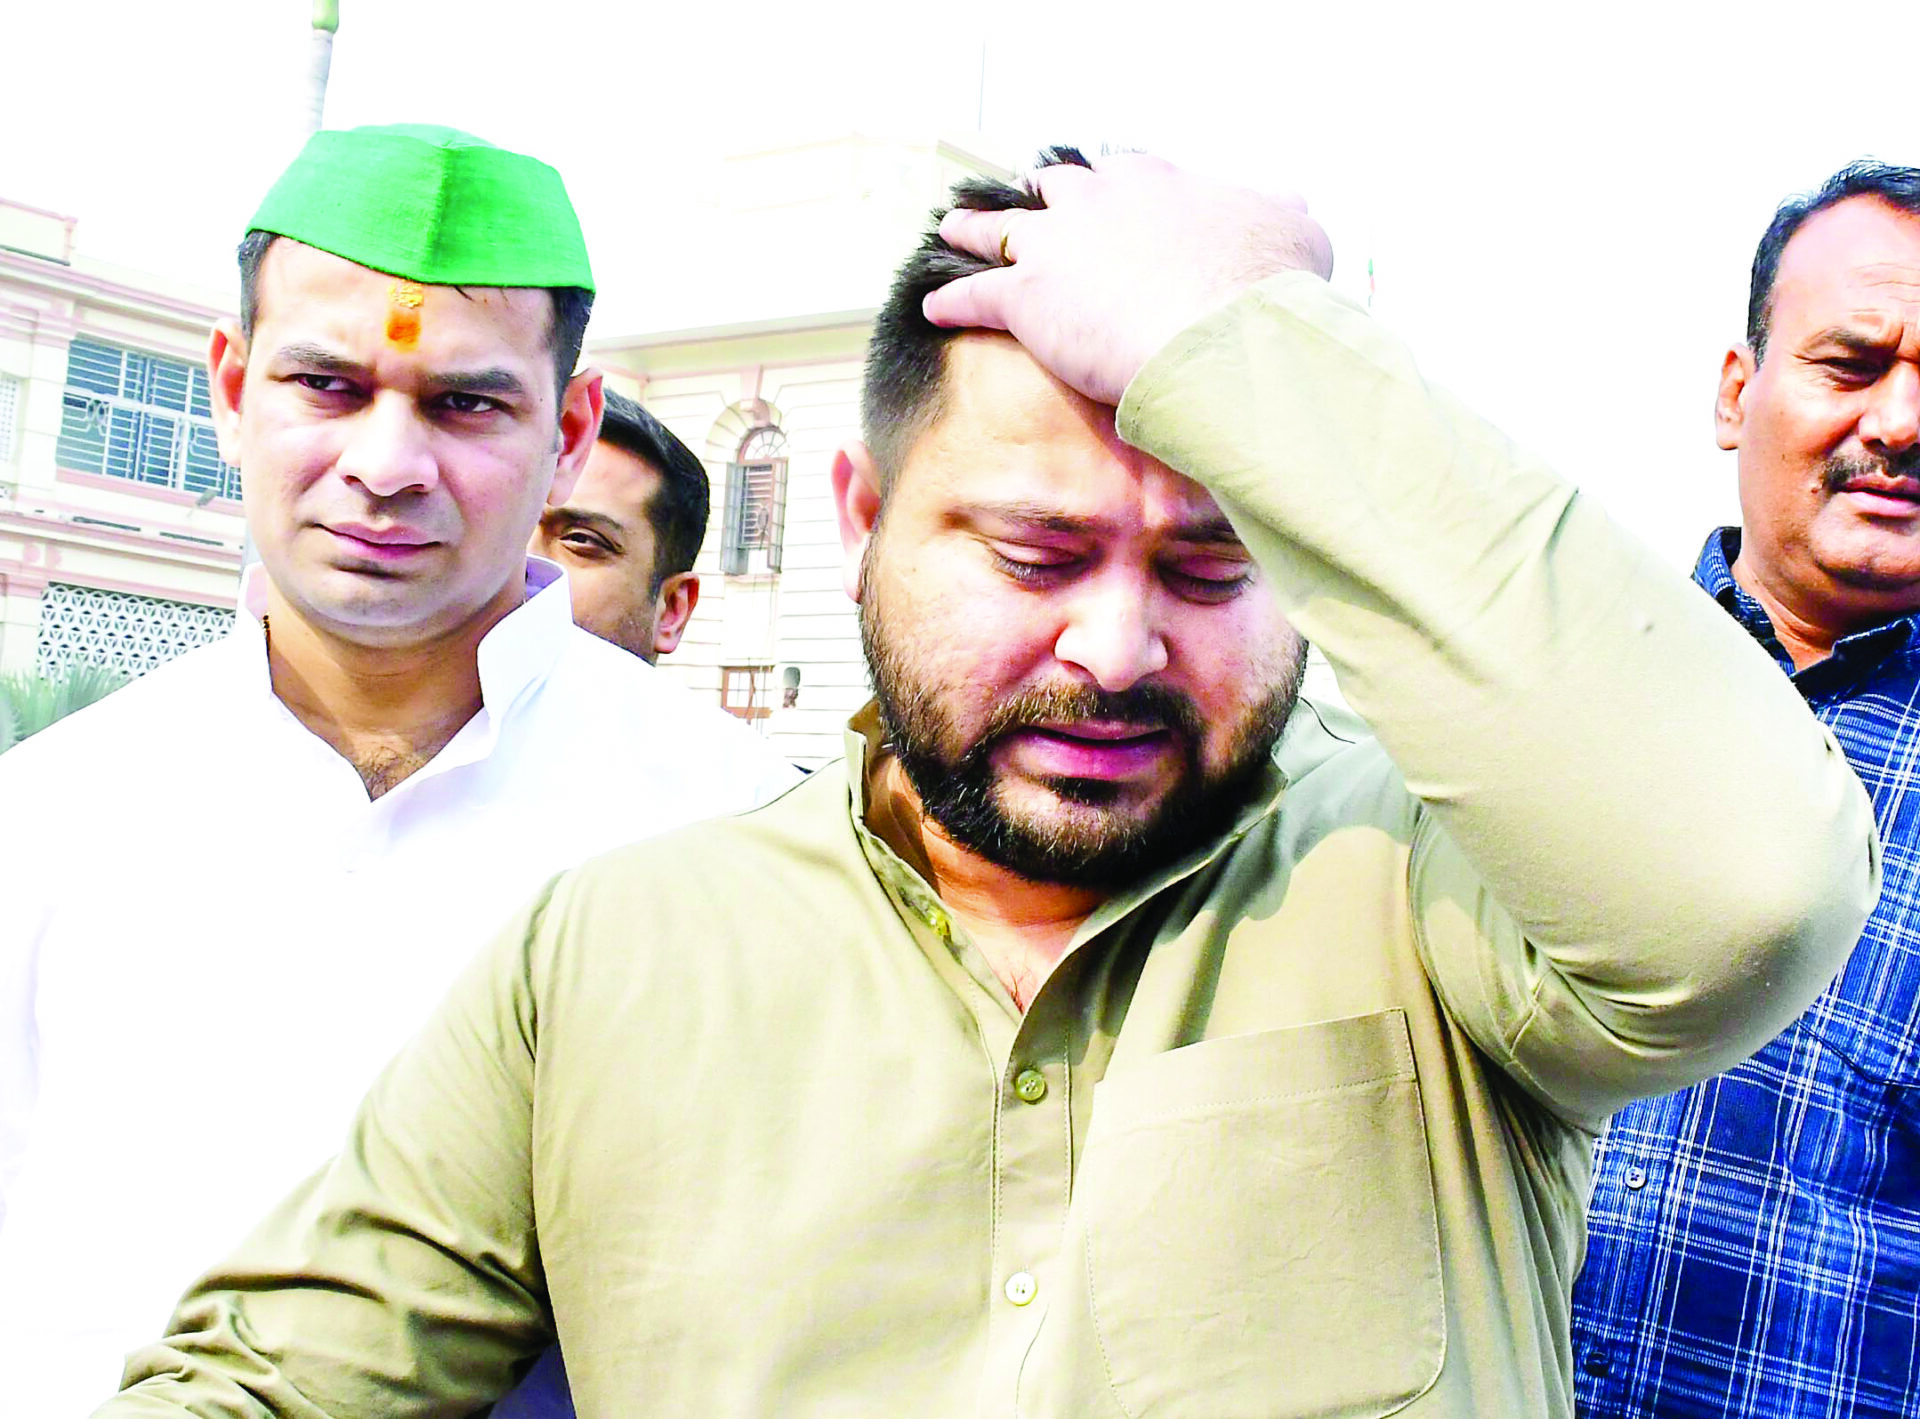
862 146 1091 489
597 389 711 591
1747 160 1920 361
236 230 595 405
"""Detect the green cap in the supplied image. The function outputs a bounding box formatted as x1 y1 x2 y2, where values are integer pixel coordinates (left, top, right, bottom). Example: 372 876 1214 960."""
248 123 594 293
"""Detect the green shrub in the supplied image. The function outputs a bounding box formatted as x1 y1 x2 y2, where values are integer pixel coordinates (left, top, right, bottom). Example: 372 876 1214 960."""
0 664 130 755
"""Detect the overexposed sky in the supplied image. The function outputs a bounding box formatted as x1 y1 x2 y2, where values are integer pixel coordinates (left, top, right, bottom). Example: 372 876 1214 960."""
4 0 1917 562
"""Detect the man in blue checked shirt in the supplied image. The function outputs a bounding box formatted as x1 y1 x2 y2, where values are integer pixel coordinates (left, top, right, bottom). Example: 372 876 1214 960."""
1572 160 1920 1418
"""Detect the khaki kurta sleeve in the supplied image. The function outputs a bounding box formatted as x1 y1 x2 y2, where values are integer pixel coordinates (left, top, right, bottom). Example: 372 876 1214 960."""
97 880 565 1417
1117 273 1879 1128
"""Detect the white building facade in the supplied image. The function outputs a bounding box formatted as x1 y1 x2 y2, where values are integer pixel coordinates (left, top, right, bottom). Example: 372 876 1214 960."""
589 135 1016 768
0 198 245 682
592 314 870 768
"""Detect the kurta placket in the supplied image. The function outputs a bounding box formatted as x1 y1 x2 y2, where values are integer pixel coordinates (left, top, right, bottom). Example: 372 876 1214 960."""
851 795 1067 1411
852 729 1301 1417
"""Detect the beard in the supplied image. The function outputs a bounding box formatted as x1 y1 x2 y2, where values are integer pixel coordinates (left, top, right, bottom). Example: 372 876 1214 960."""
860 579 1304 891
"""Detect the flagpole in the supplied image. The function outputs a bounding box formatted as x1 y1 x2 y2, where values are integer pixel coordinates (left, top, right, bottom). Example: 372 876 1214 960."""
241 1 338 582
308 1 338 136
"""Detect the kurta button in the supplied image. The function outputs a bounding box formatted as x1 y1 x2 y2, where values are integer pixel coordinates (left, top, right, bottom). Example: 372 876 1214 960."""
1004 1271 1037 1306
1582 1346 1611 1377
923 906 951 939
1624 1166 1648 1190
1014 1068 1047 1104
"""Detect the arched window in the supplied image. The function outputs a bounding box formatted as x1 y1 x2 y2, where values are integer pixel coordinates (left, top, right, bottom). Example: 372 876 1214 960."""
720 424 789 575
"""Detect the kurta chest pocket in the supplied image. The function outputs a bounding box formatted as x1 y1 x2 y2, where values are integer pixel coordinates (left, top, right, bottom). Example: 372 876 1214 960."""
1076 1009 1444 1418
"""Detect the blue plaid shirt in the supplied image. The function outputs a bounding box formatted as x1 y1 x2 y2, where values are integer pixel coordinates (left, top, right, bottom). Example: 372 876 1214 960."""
1570 528 1920 1418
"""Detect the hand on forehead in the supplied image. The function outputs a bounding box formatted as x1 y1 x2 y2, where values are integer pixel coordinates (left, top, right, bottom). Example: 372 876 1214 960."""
923 152 1333 407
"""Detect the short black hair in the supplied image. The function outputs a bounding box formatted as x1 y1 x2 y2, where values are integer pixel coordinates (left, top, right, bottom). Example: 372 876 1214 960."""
596 389 710 592
235 229 594 405
862 146 1091 489
1747 160 1920 361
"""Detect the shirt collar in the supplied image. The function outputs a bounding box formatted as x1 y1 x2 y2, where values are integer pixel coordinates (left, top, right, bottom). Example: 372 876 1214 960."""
1693 527 1759 621
840 698 1292 945
1693 527 1788 661
475 555 573 720
1694 526 1919 689
237 555 575 720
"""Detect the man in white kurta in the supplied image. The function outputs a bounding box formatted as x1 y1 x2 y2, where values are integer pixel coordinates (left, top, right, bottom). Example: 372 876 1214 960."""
0 122 802 1415
0 560 798 1414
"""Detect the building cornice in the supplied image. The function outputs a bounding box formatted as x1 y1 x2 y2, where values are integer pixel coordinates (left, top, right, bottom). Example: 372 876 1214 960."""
592 305 877 353
0 504 243 571
0 248 229 333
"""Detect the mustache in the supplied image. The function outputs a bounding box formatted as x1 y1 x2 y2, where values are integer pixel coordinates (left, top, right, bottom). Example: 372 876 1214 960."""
1823 447 1920 493
978 682 1204 745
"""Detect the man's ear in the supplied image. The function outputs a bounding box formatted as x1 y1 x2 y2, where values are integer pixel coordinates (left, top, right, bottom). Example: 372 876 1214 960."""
208 319 248 465
1715 346 1754 452
831 441 883 603
551 367 604 505
651 572 700 657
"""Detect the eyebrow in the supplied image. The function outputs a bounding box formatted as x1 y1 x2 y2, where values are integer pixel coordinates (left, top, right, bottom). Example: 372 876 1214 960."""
436 367 532 400
1807 327 1895 356
1170 515 1244 546
268 343 365 375
968 500 1245 545
542 506 627 540
269 342 532 400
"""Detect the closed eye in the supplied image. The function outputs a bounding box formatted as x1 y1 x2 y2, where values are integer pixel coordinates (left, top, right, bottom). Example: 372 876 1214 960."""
1162 556 1253 604
988 544 1082 584
1821 358 1885 383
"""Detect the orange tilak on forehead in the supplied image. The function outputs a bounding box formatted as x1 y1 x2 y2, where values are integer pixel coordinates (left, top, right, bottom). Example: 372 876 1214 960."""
386 279 425 348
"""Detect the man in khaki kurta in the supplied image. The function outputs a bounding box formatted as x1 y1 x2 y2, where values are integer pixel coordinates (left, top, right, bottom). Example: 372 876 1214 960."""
97 155 1876 1418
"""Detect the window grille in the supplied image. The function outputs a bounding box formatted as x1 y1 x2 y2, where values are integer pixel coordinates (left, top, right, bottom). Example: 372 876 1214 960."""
0 374 19 463
719 425 789 575
55 336 238 500
33 582 234 679
719 664 775 721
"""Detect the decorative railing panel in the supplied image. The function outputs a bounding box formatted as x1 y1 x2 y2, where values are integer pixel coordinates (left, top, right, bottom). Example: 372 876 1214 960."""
34 582 235 679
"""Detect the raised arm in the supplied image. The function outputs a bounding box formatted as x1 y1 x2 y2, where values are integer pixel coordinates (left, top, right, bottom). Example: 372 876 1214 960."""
95 882 564 1417
929 155 1878 1125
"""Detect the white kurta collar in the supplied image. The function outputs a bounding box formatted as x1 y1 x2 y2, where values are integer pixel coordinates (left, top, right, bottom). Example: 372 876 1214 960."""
234 555 578 778
476 555 573 724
